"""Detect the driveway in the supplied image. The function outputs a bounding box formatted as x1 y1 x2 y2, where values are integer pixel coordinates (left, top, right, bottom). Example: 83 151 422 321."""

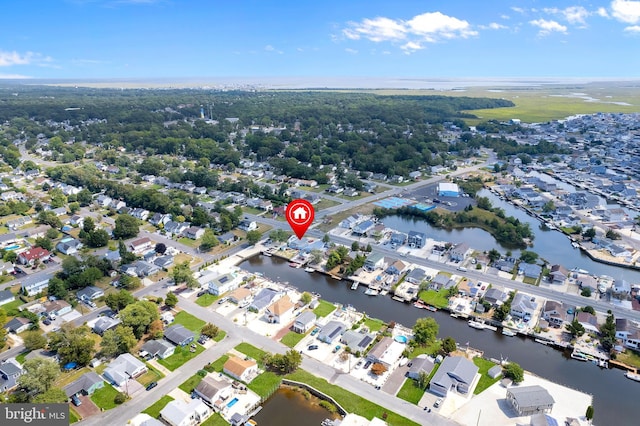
73 394 101 419
121 379 144 397
383 364 410 395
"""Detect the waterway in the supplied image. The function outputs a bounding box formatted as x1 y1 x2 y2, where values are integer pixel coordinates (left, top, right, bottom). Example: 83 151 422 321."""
253 387 337 426
381 188 640 283
242 255 638 425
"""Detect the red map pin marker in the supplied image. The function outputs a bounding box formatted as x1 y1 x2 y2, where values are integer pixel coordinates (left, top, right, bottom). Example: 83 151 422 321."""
286 199 315 239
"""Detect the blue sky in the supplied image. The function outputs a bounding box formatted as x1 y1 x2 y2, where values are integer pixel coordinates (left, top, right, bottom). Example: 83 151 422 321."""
1 0 640 80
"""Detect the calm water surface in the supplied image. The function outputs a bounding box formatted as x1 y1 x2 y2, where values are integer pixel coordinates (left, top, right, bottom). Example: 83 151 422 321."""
253 388 337 426
242 256 638 425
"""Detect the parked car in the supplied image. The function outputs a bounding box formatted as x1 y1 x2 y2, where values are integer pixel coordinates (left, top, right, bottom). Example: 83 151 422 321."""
310 327 320 336
434 398 443 408
364 360 372 369
332 345 341 353
197 335 209 344
43 319 51 325
146 382 158 391
71 395 82 406
238 299 250 308
218 297 229 305
307 345 319 351
197 290 207 297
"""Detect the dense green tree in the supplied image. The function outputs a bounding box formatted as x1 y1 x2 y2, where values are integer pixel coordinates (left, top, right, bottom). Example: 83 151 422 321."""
582 306 596 315
503 362 524 384
201 323 219 338
269 229 290 243
586 405 594 421
46 227 60 239
33 388 68 403
565 319 585 337
164 292 178 308
172 262 197 288
199 229 219 252
100 325 137 357
412 317 439 346
87 228 110 247
48 324 96 366
488 249 501 263
113 214 140 239
519 250 538 264
119 274 142 290
119 300 160 338
34 236 53 251
246 230 262 245
47 277 68 299
17 358 60 396
442 336 457 354
23 331 48 351
105 290 136 312
582 228 596 240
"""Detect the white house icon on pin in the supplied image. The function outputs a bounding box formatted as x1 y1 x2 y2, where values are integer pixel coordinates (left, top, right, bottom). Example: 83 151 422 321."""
292 206 308 220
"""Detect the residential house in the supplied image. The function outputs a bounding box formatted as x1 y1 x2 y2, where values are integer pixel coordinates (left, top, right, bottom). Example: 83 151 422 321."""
140 339 176 360
50 206 67 216
291 311 316 334
43 300 72 318
510 293 538 321
202 272 241 296
109 200 127 211
541 300 569 328
192 376 232 407
364 252 385 271
164 324 195 346
317 320 346 344
385 260 407 276
519 263 542 280
6 216 32 230
154 255 174 269
103 353 148 387
164 221 190 236
352 220 375 236
129 237 153 254
149 213 172 227
160 399 212 426
95 195 112 207
506 385 555 416
389 232 407 246
549 265 570 284
0 359 23 392
340 330 374 354
183 226 205 240
0 261 14 275
227 287 252 306
612 279 631 297
56 238 83 255
238 220 258 232
494 258 516 273
104 250 121 265
92 317 121 335
407 231 426 248
576 311 600 334
0 290 15 306
616 318 640 350
120 260 160 277
405 268 427 285
21 279 49 296
77 286 104 301
406 355 435 380
63 372 105 398
131 208 150 221
365 336 404 368
265 294 295 324
223 356 258 383
17 247 50 266
449 243 470 262
3 317 31 334
430 273 455 291
250 288 282 312
69 215 84 227
217 232 237 245
429 356 479 397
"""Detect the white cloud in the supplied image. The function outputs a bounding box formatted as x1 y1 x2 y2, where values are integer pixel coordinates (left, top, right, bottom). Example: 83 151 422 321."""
343 17 407 42
0 73 31 79
544 6 590 26
344 48 358 54
597 7 610 17
611 0 640 23
624 24 640 31
501 14 510 20
264 45 283 54
479 22 508 30
0 50 34 66
400 41 423 53
407 12 477 39
511 7 526 14
530 19 568 35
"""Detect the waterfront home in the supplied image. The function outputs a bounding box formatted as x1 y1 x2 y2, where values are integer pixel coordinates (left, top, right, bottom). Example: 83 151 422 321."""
494 258 516 273
17 247 50 266
140 339 176 360
405 268 427 285
160 399 212 426
103 353 147 387
430 273 455 290
250 288 282 312
366 336 404 368
265 294 294 324
506 385 555 416
389 232 407 246
0 359 23 392
0 290 15 307
63 372 104 398
129 237 153 254
21 279 49 296
352 220 375 236
292 311 316 333
223 356 258 383
385 260 407 276
408 231 426 248
193 376 232 407
429 356 479 397
77 286 104 301
340 330 374 354
612 279 631 297
364 252 385 271
576 312 599 334
449 242 470 262
339 214 364 229
218 232 238 245
227 287 252 306
541 301 571 328
164 324 195 347
93 317 121 335
615 318 640 350
607 244 631 258
203 272 241 296
510 293 538 321
519 263 542 280
549 265 570 284
3 317 31 334
317 320 346 344
406 355 434 380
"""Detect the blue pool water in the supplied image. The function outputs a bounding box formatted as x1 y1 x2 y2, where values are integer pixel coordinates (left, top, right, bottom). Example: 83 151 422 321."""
394 335 408 343
4 245 19 251
226 397 239 408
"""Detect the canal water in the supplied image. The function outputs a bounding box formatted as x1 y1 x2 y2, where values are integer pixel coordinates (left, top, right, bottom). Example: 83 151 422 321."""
242 255 637 425
253 387 337 426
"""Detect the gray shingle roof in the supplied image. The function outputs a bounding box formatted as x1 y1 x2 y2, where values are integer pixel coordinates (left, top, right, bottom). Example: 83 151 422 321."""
63 372 103 397
508 385 555 408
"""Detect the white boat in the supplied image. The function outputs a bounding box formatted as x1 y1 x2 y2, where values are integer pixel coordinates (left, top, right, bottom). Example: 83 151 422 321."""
364 288 379 296
625 371 640 382
571 242 579 249
351 282 359 290
304 267 314 272
502 328 517 337
468 320 487 330
572 267 589 274
570 351 589 362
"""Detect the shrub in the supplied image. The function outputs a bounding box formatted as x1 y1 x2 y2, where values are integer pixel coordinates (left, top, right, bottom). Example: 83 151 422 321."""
114 393 127 404
319 400 337 413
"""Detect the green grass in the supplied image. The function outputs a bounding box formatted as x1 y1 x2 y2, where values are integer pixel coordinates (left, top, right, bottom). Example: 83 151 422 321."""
90 384 121 410
418 288 451 309
397 378 425 404
280 331 306 348
473 357 501 394
248 371 282 398
235 342 267 363
314 199 340 211
54 367 92 387
1 298 24 316
179 374 203 394
177 237 198 247
522 276 539 285
136 364 164 387
173 310 206 332
408 340 442 358
363 317 385 332
213 330 226 342
69 407 80 423
15 351 30 364
616 349 640 369
158 344 205 371
205 355 229 373
313 300 336 317
142 395 174 419
286 370 419 426
196 293 218 307
201 413 229 426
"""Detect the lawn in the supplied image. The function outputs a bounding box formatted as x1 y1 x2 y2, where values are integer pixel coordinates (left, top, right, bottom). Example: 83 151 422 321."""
280 331 306 348
69 408 80 423
313 300 336 317
247 371 282 398
314 199 340 211
213 330 226 342
54 367 91 388
286 370 419 426
179 374 203 394
235 342 267 363
196 293 218 307
408 340 442 358
158 344 205 371
201 413 229 426
90 383 121 410
397 378 425 404
363 317 385 332
173 310 206 332
136 364 165 387
473 357 501 395
177 237 198 248
142 395 174 419
418 288 451 309
204 355 229 373
15 351 30 365
616 349 640 369
1 298 24 316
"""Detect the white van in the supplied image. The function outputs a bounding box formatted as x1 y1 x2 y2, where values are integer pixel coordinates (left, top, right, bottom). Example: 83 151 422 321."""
457 266 467 272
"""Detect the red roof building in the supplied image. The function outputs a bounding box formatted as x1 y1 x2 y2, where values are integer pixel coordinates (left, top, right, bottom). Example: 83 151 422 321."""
18 247 51 265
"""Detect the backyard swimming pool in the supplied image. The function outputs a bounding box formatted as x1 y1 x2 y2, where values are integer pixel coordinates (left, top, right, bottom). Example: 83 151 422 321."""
394 335 408 344
4 244 19 251
226 397 239 408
